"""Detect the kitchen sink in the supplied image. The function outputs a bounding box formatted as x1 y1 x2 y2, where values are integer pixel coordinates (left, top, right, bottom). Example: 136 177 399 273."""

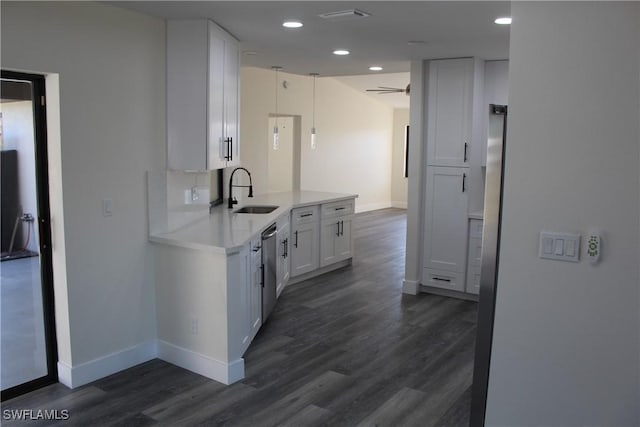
234 205 279 214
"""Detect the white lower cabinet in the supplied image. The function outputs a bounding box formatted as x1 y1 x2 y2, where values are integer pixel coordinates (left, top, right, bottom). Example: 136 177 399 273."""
465 219 483 295
320 199 355 267
291 206 320 277
422 166 469 292
276 214 291 298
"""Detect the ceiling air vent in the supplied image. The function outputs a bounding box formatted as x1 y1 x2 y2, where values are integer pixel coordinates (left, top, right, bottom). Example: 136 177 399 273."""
318 9 371 21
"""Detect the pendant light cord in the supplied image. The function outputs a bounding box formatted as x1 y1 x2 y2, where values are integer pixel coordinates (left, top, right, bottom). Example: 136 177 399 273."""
275 68 279 123
312 74 316 128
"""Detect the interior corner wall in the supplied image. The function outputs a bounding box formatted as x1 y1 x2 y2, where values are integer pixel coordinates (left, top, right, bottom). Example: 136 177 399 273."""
402 60 427 293
240 67 394 212
391 109 409 209
486 2 640 425
1 1 166 382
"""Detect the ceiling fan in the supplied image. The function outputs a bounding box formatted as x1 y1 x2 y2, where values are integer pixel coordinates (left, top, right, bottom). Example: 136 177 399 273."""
366 84 410 96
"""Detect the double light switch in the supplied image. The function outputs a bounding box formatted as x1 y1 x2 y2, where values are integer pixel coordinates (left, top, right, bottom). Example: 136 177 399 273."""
539 232 580 262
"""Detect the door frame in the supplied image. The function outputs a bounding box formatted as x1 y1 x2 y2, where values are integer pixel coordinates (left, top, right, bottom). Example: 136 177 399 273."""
1 70 58 401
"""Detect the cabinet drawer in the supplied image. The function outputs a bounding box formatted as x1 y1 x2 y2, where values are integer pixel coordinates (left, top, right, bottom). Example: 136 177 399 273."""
469 219 483 238
321 199 355 218
422 268 465 293
292 205 319 225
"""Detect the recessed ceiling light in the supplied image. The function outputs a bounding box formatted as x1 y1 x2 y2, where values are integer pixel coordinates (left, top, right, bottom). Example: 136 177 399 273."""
494 17 512 25
333 49 350 56
283 21 303 29
369 66 383 71
407 40 426 46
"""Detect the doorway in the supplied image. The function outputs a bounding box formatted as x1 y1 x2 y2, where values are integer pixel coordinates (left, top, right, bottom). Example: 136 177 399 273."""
267 115 301 193
1 70 57 400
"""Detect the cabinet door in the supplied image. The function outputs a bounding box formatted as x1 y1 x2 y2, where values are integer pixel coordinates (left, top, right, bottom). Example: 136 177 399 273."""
207 22 227 170
291 222 319 277
224 35 240 167
426 58 473 167
276 216 290 298
167 20 209 171
320 216 354 267
320 218 340 267
336 217 353 262
249 239 262 339
423 166 469 273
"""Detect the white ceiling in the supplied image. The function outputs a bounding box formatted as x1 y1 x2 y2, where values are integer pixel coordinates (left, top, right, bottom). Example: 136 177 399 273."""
110 1 510 108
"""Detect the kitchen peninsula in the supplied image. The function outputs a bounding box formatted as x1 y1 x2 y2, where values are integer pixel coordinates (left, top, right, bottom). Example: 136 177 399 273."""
148 187 357 385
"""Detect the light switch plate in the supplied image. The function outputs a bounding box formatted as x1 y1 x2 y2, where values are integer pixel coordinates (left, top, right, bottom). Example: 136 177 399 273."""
102 198 113 217
539 231 580 262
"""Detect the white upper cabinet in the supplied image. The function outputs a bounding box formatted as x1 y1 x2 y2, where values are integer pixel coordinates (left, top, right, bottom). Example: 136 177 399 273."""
167 20 240 170
426 58 474 167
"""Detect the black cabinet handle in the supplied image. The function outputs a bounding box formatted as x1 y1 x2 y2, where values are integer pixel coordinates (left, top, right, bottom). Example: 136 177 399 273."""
260 264 264 287
294 230 298 248
341 220 344 236
335 207 346 211
462 173 467 193
336 222 340 237
433 277 451 283
282 238 288 258
300 213 313 218
229 137 233 162
464 142 468 162
224 137 231 161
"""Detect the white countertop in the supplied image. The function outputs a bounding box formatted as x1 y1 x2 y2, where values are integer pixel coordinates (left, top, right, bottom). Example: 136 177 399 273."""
149 191 358 254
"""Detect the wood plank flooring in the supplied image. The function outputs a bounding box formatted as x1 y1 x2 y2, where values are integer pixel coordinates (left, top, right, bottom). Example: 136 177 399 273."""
3 208 477 426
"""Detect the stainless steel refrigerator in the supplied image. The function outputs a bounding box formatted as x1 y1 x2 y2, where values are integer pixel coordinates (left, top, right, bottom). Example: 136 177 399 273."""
470 104 507 426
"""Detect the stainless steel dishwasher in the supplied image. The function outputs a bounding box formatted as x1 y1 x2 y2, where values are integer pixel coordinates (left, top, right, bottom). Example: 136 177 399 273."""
261 223 277 323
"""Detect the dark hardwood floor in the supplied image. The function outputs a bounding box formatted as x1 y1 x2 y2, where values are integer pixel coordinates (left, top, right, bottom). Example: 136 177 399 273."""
3 208 477 426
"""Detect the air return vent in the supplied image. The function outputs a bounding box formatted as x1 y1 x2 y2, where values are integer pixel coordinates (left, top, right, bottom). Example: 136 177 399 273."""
318 9 371 21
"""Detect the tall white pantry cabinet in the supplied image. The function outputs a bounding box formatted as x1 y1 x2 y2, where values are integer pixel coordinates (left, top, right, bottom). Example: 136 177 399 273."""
422 58 482 296
167 19 240 170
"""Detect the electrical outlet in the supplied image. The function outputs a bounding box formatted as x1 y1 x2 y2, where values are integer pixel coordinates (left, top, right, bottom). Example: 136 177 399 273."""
184 187 211 205
190 316 199 335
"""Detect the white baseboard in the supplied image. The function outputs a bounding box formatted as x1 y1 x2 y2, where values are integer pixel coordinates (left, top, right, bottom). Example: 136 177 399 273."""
355 202 392 213
157 340 244 385
402 279 420 295
391 201 408 209
57 340 157 388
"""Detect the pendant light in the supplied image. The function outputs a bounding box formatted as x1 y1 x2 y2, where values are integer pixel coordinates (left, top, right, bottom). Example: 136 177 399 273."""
272 66 282 150
310 73 319 150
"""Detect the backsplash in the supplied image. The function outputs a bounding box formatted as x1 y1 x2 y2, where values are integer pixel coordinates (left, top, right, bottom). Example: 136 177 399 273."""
147 170 212 235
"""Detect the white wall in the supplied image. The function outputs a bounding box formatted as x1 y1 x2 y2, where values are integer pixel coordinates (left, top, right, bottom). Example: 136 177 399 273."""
267 116 294 192
1 2 166 384
2 101 39 252
487 2 640 425
391 108 409 209
240 67 394 212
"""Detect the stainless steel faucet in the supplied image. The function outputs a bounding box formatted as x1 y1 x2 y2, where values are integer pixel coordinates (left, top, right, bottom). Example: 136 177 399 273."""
228 167 253 208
